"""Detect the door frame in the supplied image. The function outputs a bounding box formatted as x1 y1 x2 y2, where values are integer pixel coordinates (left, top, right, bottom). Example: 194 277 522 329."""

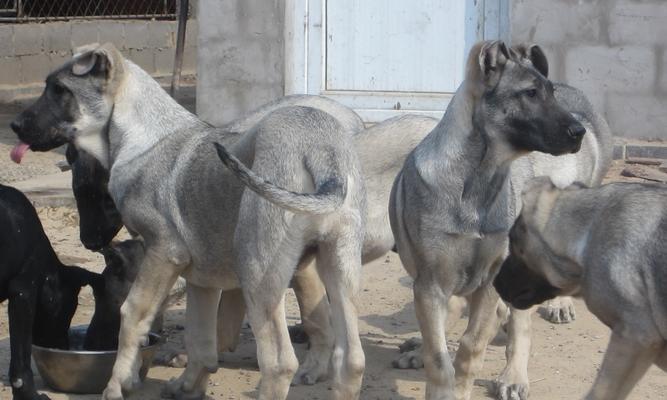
284 0 510 122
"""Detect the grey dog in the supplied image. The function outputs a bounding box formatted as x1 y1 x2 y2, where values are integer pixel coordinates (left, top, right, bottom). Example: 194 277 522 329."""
10 43 368 400
494 178 667 400
389 41 612 400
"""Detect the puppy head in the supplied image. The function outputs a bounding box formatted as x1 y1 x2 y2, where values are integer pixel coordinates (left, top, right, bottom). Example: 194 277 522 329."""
465 41 585 157
34 266 102 349
10 43 126 167
494 178 584 307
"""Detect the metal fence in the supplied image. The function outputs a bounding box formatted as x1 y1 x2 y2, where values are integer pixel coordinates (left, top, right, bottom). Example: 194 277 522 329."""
0 0 179 22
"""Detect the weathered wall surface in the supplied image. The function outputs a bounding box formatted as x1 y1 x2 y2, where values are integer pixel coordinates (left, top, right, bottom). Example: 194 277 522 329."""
0 19 197 93
196 0 284 126
511 0 667 140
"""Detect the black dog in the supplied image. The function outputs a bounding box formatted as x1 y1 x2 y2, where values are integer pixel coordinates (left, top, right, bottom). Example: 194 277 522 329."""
65 145 123 251
0 184 99 400
84 239 145 351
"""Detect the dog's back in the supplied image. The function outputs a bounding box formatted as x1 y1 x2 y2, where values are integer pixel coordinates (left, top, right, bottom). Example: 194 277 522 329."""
355 115 438 261
0 184 58 293
511 83 613 206
576 183 667 340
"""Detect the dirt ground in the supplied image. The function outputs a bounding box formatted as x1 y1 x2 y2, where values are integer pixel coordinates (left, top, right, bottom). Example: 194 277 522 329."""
0 99 665 399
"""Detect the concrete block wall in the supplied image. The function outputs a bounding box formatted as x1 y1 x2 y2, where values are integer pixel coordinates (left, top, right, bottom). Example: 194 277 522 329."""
511 0 667 140
0 19 197 91
197 0 285 126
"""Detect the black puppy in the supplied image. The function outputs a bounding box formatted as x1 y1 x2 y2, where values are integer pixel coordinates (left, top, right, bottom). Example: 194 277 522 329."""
65 145 123 251
0 184 98 400
84 239 144 351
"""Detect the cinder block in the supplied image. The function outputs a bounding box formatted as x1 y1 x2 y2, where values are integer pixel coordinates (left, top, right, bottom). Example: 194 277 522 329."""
43 23 71 53
511 0 601 45
14 24 44 56
97 20 125 51
565 46 655 97
609 3 667 45
185 19 198 48
660 50 667 94
124 21 149 50
71 22 100 49
148 21 176 49
0 57 21 85
128 48 155 74
49 52 71 73
20 54 52 85
154 47 176 75
606 94 667 140
0 25 14 57
181 46 197 75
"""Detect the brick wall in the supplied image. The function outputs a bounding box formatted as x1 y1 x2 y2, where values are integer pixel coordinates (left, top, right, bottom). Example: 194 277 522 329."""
511 0 667 140
0 19 197 92
196 0 284 126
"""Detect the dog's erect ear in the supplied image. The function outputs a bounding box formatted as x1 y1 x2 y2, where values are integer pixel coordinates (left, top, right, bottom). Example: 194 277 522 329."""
512 43 549 78
466 40 510 96
479 40 510 79
72 43 124 81
100 244 124 273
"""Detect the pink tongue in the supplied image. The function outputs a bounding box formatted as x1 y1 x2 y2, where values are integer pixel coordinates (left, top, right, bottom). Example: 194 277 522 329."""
10 142 30 164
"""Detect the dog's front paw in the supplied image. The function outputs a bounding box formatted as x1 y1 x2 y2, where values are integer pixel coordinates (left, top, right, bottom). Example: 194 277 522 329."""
392 338 424 369
496 382 529 400
291 342 332 385
102 381 124 400
543 297 576 324
161 377 205 400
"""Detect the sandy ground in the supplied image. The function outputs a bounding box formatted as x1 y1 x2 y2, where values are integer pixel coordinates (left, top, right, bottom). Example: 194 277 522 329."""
0 98 665 399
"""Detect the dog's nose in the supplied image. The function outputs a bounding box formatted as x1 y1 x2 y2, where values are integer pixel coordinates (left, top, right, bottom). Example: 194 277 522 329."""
567 124 586 139
10 119 22 133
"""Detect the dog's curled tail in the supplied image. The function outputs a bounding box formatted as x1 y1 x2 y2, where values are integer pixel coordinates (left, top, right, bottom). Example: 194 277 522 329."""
213 142 347 214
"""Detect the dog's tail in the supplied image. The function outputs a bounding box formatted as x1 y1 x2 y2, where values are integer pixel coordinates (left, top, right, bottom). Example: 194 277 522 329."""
213 142 347 214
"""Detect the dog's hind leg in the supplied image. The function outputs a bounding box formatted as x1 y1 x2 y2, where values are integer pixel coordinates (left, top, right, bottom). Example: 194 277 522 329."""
103 247 186 400
495 307 532 400
8 279 50 400
292 257 335 386
163 283 221 400
246 289 298 400
584 332 657 400
453 284 504 400
316 237 365 400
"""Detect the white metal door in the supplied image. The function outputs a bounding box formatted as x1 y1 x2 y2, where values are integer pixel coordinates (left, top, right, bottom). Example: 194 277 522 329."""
285 0 509 122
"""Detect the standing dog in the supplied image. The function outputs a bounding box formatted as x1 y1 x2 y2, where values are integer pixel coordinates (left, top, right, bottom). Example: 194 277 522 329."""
389 41 611 400
494 179 667 400
10 43 367 400
0 184 98 400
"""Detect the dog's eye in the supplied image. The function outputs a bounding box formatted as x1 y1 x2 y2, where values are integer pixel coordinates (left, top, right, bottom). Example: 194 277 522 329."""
523 89 537 98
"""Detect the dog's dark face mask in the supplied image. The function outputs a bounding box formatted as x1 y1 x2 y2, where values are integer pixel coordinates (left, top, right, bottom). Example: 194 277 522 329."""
493 250 560 310
66 145 123 250
10 43 122 165
475 42 586 157
493 215 561 309
10 76 80 158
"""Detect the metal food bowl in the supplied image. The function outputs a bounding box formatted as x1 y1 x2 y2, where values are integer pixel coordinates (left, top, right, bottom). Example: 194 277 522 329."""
32 325 161 394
